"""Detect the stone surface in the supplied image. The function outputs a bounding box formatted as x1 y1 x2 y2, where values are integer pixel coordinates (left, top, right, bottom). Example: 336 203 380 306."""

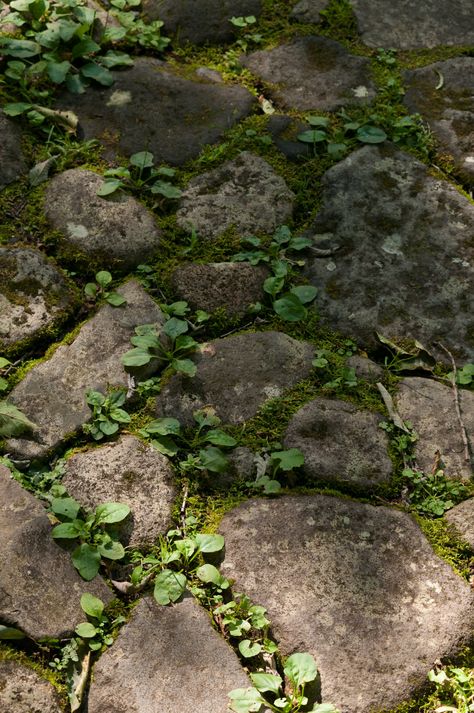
63 435 176 547
305 144 474 362
171 262 267 317
267 114 312 161
156 331 314 426
445 498 474 550
0 112 27 190
220 495 474 713
6 280 165 459
142 0 261 44
44 169 161 270
404 58 474 184
291 0 330 23
0 660 63 713
0 464 112 640
350 0 474 49
0 247 78 350
241 36 376 111
176 151 294 239
346 355 384 383
284 398 392 488
396 377 474 480
58 58 255 165
87 595 250 713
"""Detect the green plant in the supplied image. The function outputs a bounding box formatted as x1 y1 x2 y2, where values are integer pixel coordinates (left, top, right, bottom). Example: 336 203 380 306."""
401 467 467 517
211 593 276 659
83 270 126 306
0 357 12 393
0 399 37 437
427 665 474 712
107 0 170 52
249 447 304 494
322 366 358 390
74 593 125 650
97 151 182 205
83 388 131 441
449 363 474 387
229 15 262 52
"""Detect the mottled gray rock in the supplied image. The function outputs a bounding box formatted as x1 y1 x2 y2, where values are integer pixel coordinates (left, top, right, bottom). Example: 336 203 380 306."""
63 435 176 547
143 0 261 44
7 280 165 460
291 0 330 23
0 247 78 350
241 36 376 111
0 660 63 713
350 0 474 49
284 398 392 488
445 498 474 550
346 355 384 383
45 169 161 270
396 377 474 480
58 58 255 165
156 331 314 426
88 595 250 713
171 262 267 317
0 113 27 189
305 144 474 362
177 152 294 239
0 464 112 640
404 58 474 184
220 495 474 713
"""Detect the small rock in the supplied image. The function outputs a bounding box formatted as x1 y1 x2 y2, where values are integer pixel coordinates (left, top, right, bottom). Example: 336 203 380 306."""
0 660 63 713
445 498 474 550
201 446 256 491
347 355 384 382
267 115 312 160
291 0 330 23
0 112 27 190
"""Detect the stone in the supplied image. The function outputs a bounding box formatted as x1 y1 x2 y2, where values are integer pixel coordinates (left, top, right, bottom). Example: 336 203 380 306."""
404 58 474 185
284 398 392 488
44 169 161 270
346 355 384 382
291 0 330 23
170 262 268 317
445 498 474 550
241 36 376 111
156 331 314 426
142 0 261 45
267 115 312 161
87 595 250 713
349 0 474 49
219 495 474 713
62 435 176 547
0 112 27 190
200 446 256 491
396 377 474 480
0 464 112 640
58 58 255 165
0 660 63 713
304 144 474 362
176 152 294 239
0 247 78 350
6 280 165 460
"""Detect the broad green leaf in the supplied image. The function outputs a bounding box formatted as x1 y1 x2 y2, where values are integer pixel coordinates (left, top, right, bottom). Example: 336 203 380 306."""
297 129 327 143
51 497 81 521
150 181 182 199
0 401 37 437
85 389 105 407
196 563 229 588
0 38 41 58
97 538 125 560
94 502 130 524
0 377 9 392
72 543 101 581
72 38 101 59
205 429 237 447
143 418 181 436
289 236 313 251
122 347 152 367
100 50 134 68
284 652 318 687
106 292 127 307
262 478 281 494
80 62 114 86
66 73 87 94
239 639 262 658
57 18 80 42
80 592 104 619
109 407 130 423
0 358 11 369
164 317 188 340
273 225 292 245
130 151 154 168
0 625 25 640
250 672 282 694
95 270 112 288
75 622 97 638
228 687 263 713
172 358 197 377
273 293 307 322
97 178 122 196
195 533 225 553
199 446 228 473
47 60 70 83
153 569 186 605
174 538 196 559
356 125 387 144
51 521 82 539
271 448 304 471
307 115 330 128
264 275 285 297
2 103 32 117
290 285 317 304
174 334 198 352
73 4 96 24
99 419 119 435
327 142 347 159
150 436 179 456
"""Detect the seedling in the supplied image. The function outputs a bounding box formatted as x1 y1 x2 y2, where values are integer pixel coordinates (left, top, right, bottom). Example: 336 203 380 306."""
212 594 276 659
75 593 125 651
250 448 305 494
0 400 37 437
97 151 182 205
84 271 126 307
401 467 467 517
428 665 474 713
0 357 12 393
83 388 131 441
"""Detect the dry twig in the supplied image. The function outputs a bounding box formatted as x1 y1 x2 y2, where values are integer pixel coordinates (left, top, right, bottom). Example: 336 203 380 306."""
436 343 471 464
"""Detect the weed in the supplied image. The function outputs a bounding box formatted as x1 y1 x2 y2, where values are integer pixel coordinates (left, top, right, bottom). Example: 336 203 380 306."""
249 447 304 494
427 665 474 713
83 388 131 441
402 467 468 517
0 399 37 437
83 270 126 307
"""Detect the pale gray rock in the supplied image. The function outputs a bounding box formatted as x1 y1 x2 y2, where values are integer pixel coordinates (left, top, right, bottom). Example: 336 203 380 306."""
241 36 376 111
87 595 250 713
445 498 474 550
177 152 294 239
0 464 112 640
346 355 384 382
0 112 27 190
284 398 392 488
44 169 161 270
396 377 474 480
220 495 474 713
6 280 165 460
291 0 330 23
0 660 63 713
63 435 176 547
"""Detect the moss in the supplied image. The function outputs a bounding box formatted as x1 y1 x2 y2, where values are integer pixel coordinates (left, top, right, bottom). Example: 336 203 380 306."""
0 643 69 709
415 516 474 580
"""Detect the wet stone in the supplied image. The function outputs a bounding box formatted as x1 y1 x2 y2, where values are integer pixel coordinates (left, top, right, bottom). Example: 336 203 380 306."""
284 398 392 489
305 144 474 362
87 595 250 713
176 152 294 239
346 355 384 383
44 169 161 270
241 36 376 111
291 0 330 23
0 112 27 190
445 498 474 550
219 495 474 713
0 660 63 713
62 435 176 547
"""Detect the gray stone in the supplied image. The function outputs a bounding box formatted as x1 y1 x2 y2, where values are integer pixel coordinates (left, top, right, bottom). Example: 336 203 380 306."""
219 495 474 713
346 355 384 382
445 498 474 550
0 112 27 190
0 660 63 713
63 435 176 547
7 280 165 460
305 144 474 362
284 398 392 488
291 0 330 23
201 446 256 491
396 377 474 480
404 58 474 184
267 115 312 161
88 595 250 713
58 58 255 165
171 262 268 317
44 169 161 270
350 0 474 49
0 247 78 350
156 331 314 426
241 36 376 111
0 464 112 640
142 0 261 44
177 152 294 239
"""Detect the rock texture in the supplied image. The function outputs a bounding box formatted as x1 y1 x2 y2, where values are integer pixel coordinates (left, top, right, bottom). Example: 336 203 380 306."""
445 498 474 550
346 355 384 383
0 660 63 713
0 113 27 189
291 0 330 23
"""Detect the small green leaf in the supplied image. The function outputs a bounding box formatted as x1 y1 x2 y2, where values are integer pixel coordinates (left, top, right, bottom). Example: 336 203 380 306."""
0 625 25 640
172 359 197 377
106 292 127 307
195 533 225 553
284 652 318 687
150 436 179 456
290 285 317 304
273 293 307 322
297 129 327 143
309 704 340 713
109 407 131 423
47 60 71 84
263 275 285 297
94 502 130 524
199 447 229 473
97 538 125 560
239 640 262 658
153 569 187 605
3 102 32 116
142 418 181 436
164 317 188 340
95 270 112 288
250 672 282 694
75 622 97 638
99 419 119 436
130 151 154 168
356 125 387 144
80 593 104 619
228 687 263 713
122 348 152 367
80 62 114 86
97 179 122 196
307 115 330 128
72 543 101 581
51 521 82 539
196 563 229 588
271 448 304 471
51 497 81 521
72 38 101 59
205 430 237 447
0 401 37 437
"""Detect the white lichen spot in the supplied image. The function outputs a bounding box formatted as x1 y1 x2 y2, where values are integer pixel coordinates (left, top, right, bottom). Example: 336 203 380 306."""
353 85 369 98
409 562 417 571
452 257 470 268
262 385 281 399
306 516 316 526
381 234 404 256
464 156 474 164
360 531 371 539
326 260 337 272
425 580 442 594
106 90 132 107
67 222 89 240
343 516 350 525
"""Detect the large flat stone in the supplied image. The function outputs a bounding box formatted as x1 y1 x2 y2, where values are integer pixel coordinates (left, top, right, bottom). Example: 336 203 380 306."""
0 112 27 190
445 498 474 549
0 465 112 640
87 595 250 713
0 660 63 713
305 144 474 362
241 36 376 111
7 280 165 460
220 495 474 713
